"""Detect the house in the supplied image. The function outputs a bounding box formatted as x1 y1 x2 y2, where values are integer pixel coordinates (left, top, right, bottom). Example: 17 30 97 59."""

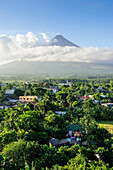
13 87 19 90
80 96 91 101
66 80 72 86
5 89 15 95
55 111 66 116
98 87 103 91
9 99 19 103
57 80 72 87
101 95 106 98
0 106 10 110
88 95 93 98
49 124 84 147
19 95 41 102
66 124 83 142
66 124 82 132
96 87 109 93
102 103 113 108
93 100 101 105
19 96 38 102
25 82 31 85
44 87 59 93
1 83 6 87
19 96 39 107
103 89 110 93
37 96 42 101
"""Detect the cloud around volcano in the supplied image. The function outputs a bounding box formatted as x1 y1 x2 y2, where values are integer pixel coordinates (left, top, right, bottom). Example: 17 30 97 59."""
0 32 113 65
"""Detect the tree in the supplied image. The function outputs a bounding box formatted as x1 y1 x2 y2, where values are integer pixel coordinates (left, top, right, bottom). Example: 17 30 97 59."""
66 93 75 107
24 91 30 96
56 91 68 106
14 89 24 97
24 102 34 110
2 139 27 169
18 110 43 131
5 84 13 90
79 114 98 132
45 113 65 129
33 87 46 96
0 129 17 150
72 101 80 108
33 98 38 102
92 94 100 100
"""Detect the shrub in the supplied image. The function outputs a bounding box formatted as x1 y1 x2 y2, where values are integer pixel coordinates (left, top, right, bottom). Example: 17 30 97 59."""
24 130 49 144
0 129 17 151
25 141 40 169
2 139 27 169
2 139 41 169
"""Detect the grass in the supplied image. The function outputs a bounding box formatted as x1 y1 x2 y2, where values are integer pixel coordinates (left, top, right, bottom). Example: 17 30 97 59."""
98 121 113 135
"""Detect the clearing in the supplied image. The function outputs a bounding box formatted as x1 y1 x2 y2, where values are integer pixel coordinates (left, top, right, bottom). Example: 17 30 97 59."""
98 121 113 135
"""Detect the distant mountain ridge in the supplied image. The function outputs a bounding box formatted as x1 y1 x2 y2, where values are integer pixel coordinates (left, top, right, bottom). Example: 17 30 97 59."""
0 61 113 78
50 35 79 47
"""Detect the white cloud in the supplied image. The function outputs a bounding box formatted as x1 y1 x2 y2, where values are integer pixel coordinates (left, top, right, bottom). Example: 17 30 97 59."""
41 33 50 43
15 32 40 47
0 32 113 65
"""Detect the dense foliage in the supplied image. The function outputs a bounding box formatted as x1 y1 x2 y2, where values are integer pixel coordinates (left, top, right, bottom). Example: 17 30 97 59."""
0 78 113 169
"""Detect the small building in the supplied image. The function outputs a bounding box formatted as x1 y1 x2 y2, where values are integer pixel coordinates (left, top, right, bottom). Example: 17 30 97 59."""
19 96 38 102
55 111 66 116
0 106 10 110
57 80 72 87
96 87 109 93
88 95 93 98
93 100 101 105
44 87 59 93
1 83 6 87
80 96 91 101
5 89 15 95
102 103 113 108
9 99 19 103
37 96 41 101
66 124 82 132
101 95 106 98
13 87 19 90
103 89 110 93
26 82 31 85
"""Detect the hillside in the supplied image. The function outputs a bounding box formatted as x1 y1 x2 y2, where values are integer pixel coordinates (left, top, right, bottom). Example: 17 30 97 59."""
0 61 113 78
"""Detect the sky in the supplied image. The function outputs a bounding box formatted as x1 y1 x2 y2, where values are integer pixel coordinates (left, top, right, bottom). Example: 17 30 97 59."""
0 0 113 48
0 0 113 65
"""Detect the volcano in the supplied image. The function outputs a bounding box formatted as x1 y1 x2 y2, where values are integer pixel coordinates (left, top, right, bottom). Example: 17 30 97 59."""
49 35 79 47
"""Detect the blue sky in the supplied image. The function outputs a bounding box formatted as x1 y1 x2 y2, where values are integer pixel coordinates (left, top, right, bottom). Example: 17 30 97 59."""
0 0 113 48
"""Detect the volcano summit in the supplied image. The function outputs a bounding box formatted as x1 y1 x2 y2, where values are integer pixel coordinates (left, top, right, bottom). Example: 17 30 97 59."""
49 35 79 47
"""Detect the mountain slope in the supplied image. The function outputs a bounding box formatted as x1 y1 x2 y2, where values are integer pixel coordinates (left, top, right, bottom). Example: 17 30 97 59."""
0 61 113 79
50 35 79 47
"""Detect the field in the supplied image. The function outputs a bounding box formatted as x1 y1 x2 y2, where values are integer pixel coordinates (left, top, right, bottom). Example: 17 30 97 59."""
98 121 113 135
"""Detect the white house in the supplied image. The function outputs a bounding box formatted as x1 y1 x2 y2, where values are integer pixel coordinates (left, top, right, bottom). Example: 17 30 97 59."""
0 106 9 110
44 87 59 93
102 103 113 108
5 89 15 95
55 111 66 115
57 80 72 87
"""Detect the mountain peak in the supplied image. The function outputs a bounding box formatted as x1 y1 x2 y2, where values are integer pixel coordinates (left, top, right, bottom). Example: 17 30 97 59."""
53 34 65 39
50 35 79 47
